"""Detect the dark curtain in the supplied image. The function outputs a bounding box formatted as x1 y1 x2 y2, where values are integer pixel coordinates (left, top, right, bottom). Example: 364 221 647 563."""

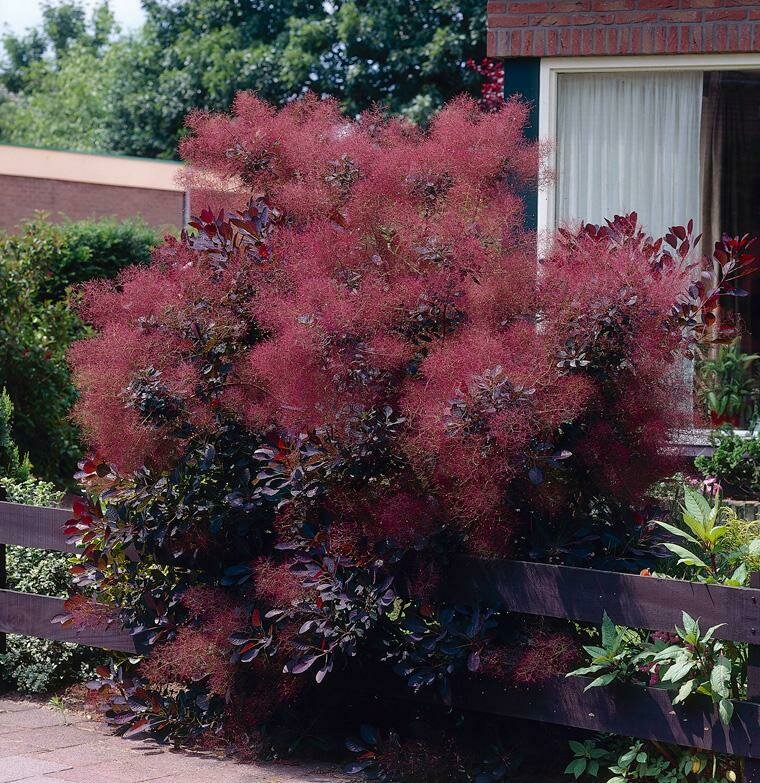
704 71 760 353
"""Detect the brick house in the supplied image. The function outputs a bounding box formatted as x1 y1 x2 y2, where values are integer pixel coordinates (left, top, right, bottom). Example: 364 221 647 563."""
489 0 760 357
0 144 187 231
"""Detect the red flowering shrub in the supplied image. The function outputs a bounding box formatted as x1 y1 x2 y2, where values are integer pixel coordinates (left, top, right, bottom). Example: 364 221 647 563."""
67 94 754 776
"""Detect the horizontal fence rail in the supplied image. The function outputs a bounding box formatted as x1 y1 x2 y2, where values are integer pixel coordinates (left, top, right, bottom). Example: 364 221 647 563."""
0 590 136 653
1 501 759 772
461 676 760 760
356 671 760 760
0 501 136 653
0 502 74 553
444 556 760 643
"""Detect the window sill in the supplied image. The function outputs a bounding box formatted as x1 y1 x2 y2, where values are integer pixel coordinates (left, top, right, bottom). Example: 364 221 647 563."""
668 427 753 458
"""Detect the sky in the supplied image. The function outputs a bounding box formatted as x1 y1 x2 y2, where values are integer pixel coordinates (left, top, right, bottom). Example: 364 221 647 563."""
0 0 146 38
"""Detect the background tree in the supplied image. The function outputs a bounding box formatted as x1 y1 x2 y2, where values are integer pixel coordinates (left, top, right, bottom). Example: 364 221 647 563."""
0 0 486 159
0 1 117 151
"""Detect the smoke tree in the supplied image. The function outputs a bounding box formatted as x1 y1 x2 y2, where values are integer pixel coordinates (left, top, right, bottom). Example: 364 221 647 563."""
65 94 748 774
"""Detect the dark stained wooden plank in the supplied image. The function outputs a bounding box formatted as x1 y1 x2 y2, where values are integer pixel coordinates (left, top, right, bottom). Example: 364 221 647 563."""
443 557 760 643
744 572 760 781
350 669 760 758
452 675 760 759
0 502 73 553
0 589 136 653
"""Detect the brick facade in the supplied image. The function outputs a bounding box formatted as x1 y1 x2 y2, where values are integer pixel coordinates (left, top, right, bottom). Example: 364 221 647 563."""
0 175 186 231
487 1 760 58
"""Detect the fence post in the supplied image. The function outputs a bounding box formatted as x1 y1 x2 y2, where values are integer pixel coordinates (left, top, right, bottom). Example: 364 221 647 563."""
746 571 760 783
0 541 5 655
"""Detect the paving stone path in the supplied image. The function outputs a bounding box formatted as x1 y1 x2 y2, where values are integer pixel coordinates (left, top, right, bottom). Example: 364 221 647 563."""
0 697 347 783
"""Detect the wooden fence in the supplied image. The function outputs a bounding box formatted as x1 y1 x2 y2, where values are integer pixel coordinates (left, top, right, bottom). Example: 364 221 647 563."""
1 500 759 778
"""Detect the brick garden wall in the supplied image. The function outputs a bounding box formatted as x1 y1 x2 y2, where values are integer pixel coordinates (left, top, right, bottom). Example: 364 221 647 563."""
487 1 760 58
0 175 186 231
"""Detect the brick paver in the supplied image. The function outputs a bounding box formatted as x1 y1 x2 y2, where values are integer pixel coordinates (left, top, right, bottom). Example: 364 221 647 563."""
0 699 347 783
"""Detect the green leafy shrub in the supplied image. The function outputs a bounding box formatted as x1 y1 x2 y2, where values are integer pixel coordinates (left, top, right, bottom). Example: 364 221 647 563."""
653 485 758 586
0 388 32 483
0 216 157 485
695 429 760 498
21 216 159 301
569 610 741 726
722 515 760 571
565 736 738 782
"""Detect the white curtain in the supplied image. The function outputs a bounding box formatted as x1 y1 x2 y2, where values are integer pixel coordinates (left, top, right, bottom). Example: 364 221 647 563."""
556 71 703 239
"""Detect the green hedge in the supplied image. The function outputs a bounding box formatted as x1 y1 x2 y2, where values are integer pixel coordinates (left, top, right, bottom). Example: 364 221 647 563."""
0 215 158 485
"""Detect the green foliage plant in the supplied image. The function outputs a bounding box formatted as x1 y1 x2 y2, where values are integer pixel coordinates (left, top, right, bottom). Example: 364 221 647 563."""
568 485 759 726
653 485 759 585
568 611 743 726
564 736 739 783
696 342 758 427
695 429 760 498
0 388 32 483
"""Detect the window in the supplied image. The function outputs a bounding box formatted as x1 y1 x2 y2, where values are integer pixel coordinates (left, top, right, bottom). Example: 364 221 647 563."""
539 55 760 429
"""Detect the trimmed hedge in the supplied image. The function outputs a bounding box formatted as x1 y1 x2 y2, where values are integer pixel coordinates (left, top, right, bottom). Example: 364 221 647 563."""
0 215 158 485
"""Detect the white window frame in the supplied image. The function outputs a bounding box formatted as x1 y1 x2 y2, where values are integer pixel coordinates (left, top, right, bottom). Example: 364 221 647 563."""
537 53 760 450
537 53 760 241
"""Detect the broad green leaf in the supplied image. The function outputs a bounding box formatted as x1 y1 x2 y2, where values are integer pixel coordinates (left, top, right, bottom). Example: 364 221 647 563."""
647 644 684 662
655 520 699 544
708 524 728 544
672 679 695 704
662 659 695 683
701 623 726 643
567 665 604 677
731 563 748 585
681 510 708 541
564 758 586 778
619 747 638 766
568 740 586 755
748 538 760 555
683 486 711 523
718 698 734 725
663 543 708 569
601 612 617 649
681 612 698 635
584 671 617 690
710 656 731 699
582 645 607 659
706 499 720 533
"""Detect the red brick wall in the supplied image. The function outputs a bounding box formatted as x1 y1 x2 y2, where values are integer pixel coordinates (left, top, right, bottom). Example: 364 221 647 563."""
488 1 760 58
0 175 186 231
